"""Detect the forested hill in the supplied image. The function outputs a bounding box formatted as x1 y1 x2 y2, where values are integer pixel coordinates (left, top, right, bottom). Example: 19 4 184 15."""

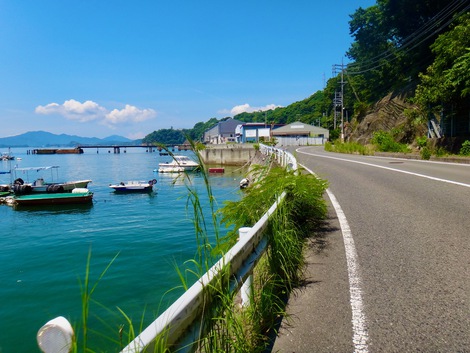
143 0 470 147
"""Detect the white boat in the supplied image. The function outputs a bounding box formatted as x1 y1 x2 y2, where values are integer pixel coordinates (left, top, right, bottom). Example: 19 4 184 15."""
12 166 92 194
109 179 156 193
157 155 199 173
1 151 14 161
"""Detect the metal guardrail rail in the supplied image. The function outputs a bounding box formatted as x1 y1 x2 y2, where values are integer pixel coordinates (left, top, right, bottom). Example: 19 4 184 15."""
37 145 297 353
259 144 297 171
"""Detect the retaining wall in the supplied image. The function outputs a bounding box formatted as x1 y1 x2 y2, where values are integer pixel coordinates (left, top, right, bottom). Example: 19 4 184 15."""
200 144 256 165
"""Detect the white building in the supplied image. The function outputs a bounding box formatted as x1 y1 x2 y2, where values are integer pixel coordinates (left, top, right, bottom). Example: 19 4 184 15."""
272 121 329 146
203 118 242 144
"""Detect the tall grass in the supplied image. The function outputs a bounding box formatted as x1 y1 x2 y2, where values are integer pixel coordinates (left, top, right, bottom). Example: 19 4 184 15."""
197 165 328 352
72 248 120 353
69 143 327 352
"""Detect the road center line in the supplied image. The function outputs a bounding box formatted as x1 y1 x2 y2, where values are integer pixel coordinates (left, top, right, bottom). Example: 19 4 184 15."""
297 149 470 188
302 163 369 353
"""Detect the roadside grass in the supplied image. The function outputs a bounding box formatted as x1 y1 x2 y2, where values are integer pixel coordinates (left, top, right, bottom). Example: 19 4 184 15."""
325 140 374 155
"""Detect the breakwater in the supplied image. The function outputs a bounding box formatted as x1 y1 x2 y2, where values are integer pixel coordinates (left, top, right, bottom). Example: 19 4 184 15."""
200 144 256 165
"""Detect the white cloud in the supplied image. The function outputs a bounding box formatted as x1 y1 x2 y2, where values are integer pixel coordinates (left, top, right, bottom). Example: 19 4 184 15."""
35 99 157 126
35 99 106 122
105 105 156 125
229 103 282 115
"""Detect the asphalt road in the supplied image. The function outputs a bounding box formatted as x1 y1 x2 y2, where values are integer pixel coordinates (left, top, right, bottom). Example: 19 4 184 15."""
272 146 470 353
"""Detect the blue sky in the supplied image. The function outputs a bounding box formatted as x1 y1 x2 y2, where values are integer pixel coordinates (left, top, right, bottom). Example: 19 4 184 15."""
0 0 375 139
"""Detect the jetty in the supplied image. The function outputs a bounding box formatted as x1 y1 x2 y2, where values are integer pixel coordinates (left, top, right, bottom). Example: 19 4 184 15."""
31 144 192 154
32 147 84 154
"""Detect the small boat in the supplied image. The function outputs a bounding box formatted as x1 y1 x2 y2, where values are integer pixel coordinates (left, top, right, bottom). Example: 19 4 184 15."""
239 178 250 189
12 166 91 194
1 151 14 161
208 167 225 173
10 188 93 206
157 155 199 173
109 179 157 193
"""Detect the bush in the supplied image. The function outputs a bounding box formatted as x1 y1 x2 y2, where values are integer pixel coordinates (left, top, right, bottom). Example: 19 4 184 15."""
371 131 410 153
416 136 427 149
459 140 470 156
420 147 431 160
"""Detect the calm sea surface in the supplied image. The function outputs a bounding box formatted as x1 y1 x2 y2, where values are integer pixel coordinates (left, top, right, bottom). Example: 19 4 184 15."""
0 147 243 353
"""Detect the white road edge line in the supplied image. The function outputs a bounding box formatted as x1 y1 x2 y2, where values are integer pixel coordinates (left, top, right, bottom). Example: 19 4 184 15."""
298 148 470 188
301 163 369 353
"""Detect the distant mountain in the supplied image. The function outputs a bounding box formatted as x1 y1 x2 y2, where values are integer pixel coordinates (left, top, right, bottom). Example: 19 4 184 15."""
0 131 137 147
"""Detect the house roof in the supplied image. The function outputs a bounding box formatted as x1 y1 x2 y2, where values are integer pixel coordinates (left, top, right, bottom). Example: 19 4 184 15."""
218 118 243 134
272 121 329 136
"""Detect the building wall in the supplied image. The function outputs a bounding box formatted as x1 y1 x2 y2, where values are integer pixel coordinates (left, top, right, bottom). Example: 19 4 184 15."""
275 136 326 146
204 125 219 143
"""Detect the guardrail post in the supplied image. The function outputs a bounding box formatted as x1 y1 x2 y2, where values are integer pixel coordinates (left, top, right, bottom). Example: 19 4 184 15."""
37 316 74 353
239 227 253 307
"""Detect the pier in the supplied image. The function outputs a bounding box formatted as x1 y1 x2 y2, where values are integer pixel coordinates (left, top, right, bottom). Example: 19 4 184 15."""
30 144 192 154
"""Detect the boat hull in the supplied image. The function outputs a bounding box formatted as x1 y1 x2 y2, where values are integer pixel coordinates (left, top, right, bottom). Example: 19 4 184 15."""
110 185 153 193
13 191 93 206
109 180 156 193
157 166 198 173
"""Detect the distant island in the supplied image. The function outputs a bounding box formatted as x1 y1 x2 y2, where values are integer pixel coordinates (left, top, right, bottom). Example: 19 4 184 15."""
0 131 139 148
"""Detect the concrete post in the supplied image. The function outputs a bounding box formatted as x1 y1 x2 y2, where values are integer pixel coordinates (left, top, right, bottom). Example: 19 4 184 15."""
239 227 253 307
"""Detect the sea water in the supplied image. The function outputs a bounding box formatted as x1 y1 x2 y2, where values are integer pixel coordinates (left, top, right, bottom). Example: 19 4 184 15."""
0 147 243 352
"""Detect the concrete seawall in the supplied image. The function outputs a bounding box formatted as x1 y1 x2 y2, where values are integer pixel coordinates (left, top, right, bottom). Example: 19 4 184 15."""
200 144 256 165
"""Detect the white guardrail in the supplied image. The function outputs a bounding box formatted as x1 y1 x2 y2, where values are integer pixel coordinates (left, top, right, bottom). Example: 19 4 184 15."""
259 144 297 171
37 144 296 353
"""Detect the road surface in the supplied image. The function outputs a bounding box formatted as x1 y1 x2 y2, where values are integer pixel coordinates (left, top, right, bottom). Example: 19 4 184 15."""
272 146 470 352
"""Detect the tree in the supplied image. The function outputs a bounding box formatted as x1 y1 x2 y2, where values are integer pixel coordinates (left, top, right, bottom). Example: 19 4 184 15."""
415 14 470 107
142 128 185 145
346 0 469 103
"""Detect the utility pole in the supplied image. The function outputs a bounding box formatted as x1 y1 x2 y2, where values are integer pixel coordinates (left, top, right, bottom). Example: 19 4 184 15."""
333 91 342 130
332 59 346 141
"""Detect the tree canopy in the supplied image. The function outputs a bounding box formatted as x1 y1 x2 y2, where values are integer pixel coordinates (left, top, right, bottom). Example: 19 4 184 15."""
415 14 470 107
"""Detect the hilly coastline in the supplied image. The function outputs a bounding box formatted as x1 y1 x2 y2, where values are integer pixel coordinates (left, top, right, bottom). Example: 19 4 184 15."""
0 131 137 148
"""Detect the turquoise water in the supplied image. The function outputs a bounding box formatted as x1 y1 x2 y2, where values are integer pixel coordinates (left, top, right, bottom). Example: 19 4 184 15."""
0 147 242 352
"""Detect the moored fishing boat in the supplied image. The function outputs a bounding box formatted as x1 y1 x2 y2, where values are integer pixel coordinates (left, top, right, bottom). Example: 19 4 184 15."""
10 188 93 206
12 166 91 194
208 167 225 173
109 179 157 193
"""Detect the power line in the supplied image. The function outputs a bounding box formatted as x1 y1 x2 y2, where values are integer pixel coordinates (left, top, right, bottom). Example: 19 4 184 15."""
347 0 470 75
348 0 465 69
347 0 468 71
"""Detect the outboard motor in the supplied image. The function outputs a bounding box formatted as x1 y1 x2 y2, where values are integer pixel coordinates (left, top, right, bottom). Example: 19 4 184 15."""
14 178 24 185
